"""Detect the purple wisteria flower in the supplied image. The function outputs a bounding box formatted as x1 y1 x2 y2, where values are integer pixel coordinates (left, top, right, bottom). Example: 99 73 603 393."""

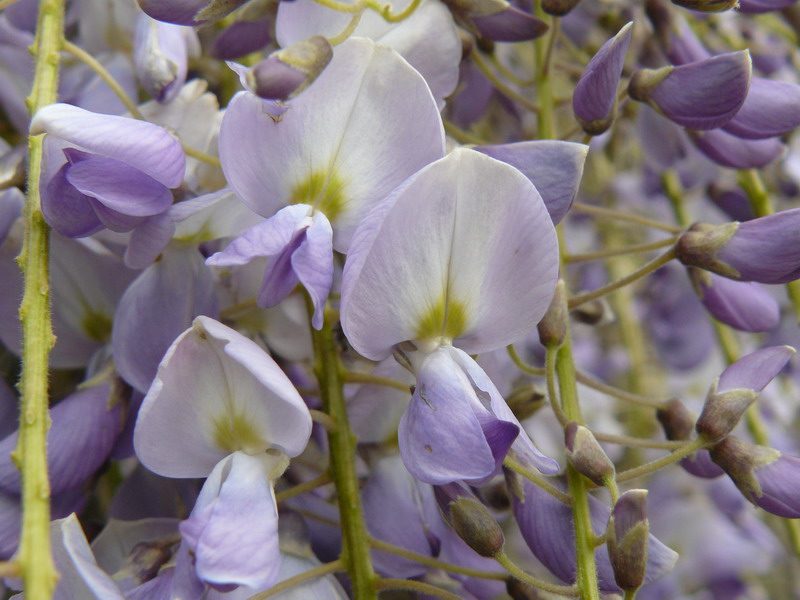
688 268 780 332
342 148 560 483
30 103 185 238
134 316 312 590
134 12 197 104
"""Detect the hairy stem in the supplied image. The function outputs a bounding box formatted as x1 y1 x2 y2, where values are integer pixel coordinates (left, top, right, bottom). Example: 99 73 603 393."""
247 559 344 600
495 551 579 596
17 0 65 597
368 538 507 580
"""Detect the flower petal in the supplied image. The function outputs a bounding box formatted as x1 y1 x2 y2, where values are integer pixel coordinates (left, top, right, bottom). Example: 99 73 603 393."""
134 316 311 478
398 349 497 485
342 148 559 360
30 103 185 188
180 452 283 590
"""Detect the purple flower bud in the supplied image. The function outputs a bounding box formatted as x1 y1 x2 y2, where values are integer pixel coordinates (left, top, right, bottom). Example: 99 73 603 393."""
564 422 615 486
669 0 738 12
696 346 793 443
434 482 505 558
710 436 800 518
689 269 780 332
572 22 632 135
472 5 549 42
707 184 754 222
677 210 800 284
721 77 800 140
607 489 649 593
246 36 333 101
628 51 751 130
137 0 249 26
541 0 583 16
738 0 797 12
687 128 785 169
210 0 274 59
657 398 725 478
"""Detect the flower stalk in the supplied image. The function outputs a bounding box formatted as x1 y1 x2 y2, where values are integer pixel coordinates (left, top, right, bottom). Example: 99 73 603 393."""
16 0 65 597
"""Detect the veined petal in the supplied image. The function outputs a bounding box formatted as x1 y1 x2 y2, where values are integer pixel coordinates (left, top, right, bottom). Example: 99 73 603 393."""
717 345 795 393
722 77 800 139
134 316 311 478
30 103 185 188
476 141 588 225
398 348 497 485
41 161 103 238
219 38 445 251
341 148 559 360
113 246 218 394
447 346 559 474
180 451 284 590
65 153 173 218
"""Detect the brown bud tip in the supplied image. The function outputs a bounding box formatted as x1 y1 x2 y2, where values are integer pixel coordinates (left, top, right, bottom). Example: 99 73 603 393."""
541 0 583 15
656 398 696 441
506 384 546 421
506 578 545 599
696 385 758 443
564 422 615 486
450 497 505 557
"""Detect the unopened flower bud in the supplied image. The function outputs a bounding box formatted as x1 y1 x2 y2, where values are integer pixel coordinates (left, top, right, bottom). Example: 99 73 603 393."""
675 221 741 279
688 268 779 333
472 5 548 42
564 422 615 486
434 482 505 557
698 345 793 442
246 36 333 101
670 0 739 11
656 398 695 441
506 578 544 599
571 298 608 325
573 22 633 136
688 128 785 170
541 0 583 16
538 280 568 348
629 51 751 130
695 384 757 443
708 436 800 517
607 489 649 593
506 384 546 421
138 0 249 26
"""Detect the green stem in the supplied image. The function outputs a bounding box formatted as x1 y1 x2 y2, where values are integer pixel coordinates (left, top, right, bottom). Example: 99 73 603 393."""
574 371 669 409
571 202 683 234
61 40 223 169
381 0 421 22
591 431 686 450
503 455 573 505
374 578 463 600
568 247 677 309
555 330 600 600
17 1 64 598
545 345 569 427
247 559 344 600
615 438 706 483
564 236 678 263
534 7 556 139
368 538 507 580
495 551 579 596
274 472 331 503
310 309 376 599
340 371 410 393
471 50 541 114
443 120 489 145
328 12 363 45
507 344 545 376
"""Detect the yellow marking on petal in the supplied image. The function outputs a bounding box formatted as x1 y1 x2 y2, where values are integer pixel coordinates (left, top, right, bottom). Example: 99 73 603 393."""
212 412 268 454
81 311 112 342
290 170 347 222
415 295 467 349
